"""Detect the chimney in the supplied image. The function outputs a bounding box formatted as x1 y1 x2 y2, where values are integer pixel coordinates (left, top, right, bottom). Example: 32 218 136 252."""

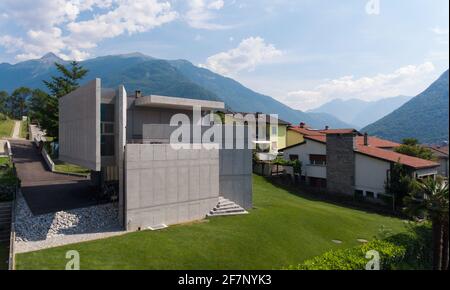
364 132 369 146
325 125 329 130
135 90 142 98
299 122 305 128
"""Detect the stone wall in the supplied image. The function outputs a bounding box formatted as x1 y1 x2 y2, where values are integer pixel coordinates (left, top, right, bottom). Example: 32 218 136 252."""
125 144 219 230
326 133 356 195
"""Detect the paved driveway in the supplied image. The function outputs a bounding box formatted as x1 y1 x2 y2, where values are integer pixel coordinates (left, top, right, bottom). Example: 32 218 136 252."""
11 140 99 215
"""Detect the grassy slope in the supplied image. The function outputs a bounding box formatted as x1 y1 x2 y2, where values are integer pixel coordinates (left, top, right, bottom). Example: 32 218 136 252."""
15 175 406 270
54 160 90 176
0 119 14 138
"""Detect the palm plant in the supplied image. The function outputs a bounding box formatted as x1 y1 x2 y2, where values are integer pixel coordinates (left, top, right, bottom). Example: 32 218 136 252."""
404 176 449 270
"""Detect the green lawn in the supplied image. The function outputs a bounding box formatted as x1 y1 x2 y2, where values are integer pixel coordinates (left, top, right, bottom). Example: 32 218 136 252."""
15 175 407 270
0 119 14 138
0 243 9 270
54 160 90 176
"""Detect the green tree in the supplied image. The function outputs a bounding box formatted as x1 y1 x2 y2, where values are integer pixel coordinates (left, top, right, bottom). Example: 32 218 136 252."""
404 177 449 270
43 61 88 98
28 89 59 137
41 61 88 139
0 91 8 116
10 87 32 119
385 162 415 209
395 138 434 161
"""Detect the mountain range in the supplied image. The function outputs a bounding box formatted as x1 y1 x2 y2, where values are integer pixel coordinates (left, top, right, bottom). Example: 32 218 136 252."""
363 70 449 144
308 95 412 129
0 52 350 129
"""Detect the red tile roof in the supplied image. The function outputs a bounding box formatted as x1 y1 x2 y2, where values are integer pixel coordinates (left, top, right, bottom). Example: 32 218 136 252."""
304 135 327 143
356 145 439 169
356 136 401 148
288 126 324 136
428 145 449 156
318 129 361 135
288 126 437 169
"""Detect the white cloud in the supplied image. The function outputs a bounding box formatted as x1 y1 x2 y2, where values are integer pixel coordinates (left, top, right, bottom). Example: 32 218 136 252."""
285 62 436 111
200 37 283 75
185 0 228 30
0 0 177 61
431 26 449 36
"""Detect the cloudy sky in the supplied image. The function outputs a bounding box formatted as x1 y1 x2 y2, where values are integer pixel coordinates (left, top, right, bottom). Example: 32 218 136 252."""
0 0 448 110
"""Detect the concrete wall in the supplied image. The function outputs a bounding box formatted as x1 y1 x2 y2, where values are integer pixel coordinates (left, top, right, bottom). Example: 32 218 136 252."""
355 153 390 197
125 144 219 230
59 79 100 171
326 133 356 195
219 125 253 210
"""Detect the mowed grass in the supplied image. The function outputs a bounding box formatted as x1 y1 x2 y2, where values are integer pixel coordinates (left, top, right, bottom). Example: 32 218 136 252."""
0 243 9 270
54 160 90 176
0 119 14 138
15 175 406 270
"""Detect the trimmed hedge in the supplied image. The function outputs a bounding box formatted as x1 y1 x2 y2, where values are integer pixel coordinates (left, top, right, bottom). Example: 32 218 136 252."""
284 224 432 270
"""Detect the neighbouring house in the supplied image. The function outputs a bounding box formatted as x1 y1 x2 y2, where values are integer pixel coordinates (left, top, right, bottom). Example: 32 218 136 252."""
426 145 449 178
225 112 289 159
59 79 253 231
281 127 439 202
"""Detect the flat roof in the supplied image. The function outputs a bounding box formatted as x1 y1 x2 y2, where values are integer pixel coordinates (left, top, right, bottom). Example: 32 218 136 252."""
134 95 225 110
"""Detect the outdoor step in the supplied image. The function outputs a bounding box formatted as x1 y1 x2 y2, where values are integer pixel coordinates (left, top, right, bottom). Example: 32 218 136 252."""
215 203 241 209
0 204 11 210
210 207 246 214
207 211 248 217
217 201 236 207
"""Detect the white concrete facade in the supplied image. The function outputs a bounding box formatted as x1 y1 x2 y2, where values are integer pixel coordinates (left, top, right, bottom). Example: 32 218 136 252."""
59 79 101 171
283 139 327 179
354 153 390 198
125 144 219 230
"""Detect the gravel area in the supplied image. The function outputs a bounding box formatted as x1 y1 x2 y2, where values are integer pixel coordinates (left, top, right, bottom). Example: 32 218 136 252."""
14 192 126 253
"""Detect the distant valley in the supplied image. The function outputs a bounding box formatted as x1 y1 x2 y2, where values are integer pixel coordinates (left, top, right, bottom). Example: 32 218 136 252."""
308 95 412 129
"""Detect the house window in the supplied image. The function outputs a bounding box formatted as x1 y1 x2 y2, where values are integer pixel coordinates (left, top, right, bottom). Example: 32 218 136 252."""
272 126 277 135
309 154 327 165
365 191 375 199
354 190 364 198
289 154 299 161
101 104 115 157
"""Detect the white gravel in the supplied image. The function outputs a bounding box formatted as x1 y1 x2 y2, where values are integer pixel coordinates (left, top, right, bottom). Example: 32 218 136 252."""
14 192 126 253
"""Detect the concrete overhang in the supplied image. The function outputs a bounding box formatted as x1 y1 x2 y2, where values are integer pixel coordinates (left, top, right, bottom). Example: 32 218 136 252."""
134 95 225 111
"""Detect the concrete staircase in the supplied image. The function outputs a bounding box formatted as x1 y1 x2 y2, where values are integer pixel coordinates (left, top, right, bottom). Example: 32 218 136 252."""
207 197 248 217
0 203 12 243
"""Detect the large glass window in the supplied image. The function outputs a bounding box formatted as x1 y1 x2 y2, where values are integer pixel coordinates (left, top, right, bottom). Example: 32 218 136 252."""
101 104 115 157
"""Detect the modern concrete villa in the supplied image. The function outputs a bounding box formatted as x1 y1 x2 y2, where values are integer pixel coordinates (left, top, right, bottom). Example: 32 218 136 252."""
59 79 253 231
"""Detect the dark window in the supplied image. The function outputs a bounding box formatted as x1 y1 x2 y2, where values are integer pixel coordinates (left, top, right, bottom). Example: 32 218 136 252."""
309 154 327 165
289 154 299 161
365 191 375 199
101 104 115 122
101 135 115 157
101 123 114 134
354 190 364 197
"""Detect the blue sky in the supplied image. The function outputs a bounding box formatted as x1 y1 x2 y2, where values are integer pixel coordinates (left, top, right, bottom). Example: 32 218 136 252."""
0 0 448 110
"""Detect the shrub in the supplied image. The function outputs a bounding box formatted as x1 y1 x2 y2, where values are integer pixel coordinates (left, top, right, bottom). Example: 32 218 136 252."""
284 240 406 270
283 224 432 270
